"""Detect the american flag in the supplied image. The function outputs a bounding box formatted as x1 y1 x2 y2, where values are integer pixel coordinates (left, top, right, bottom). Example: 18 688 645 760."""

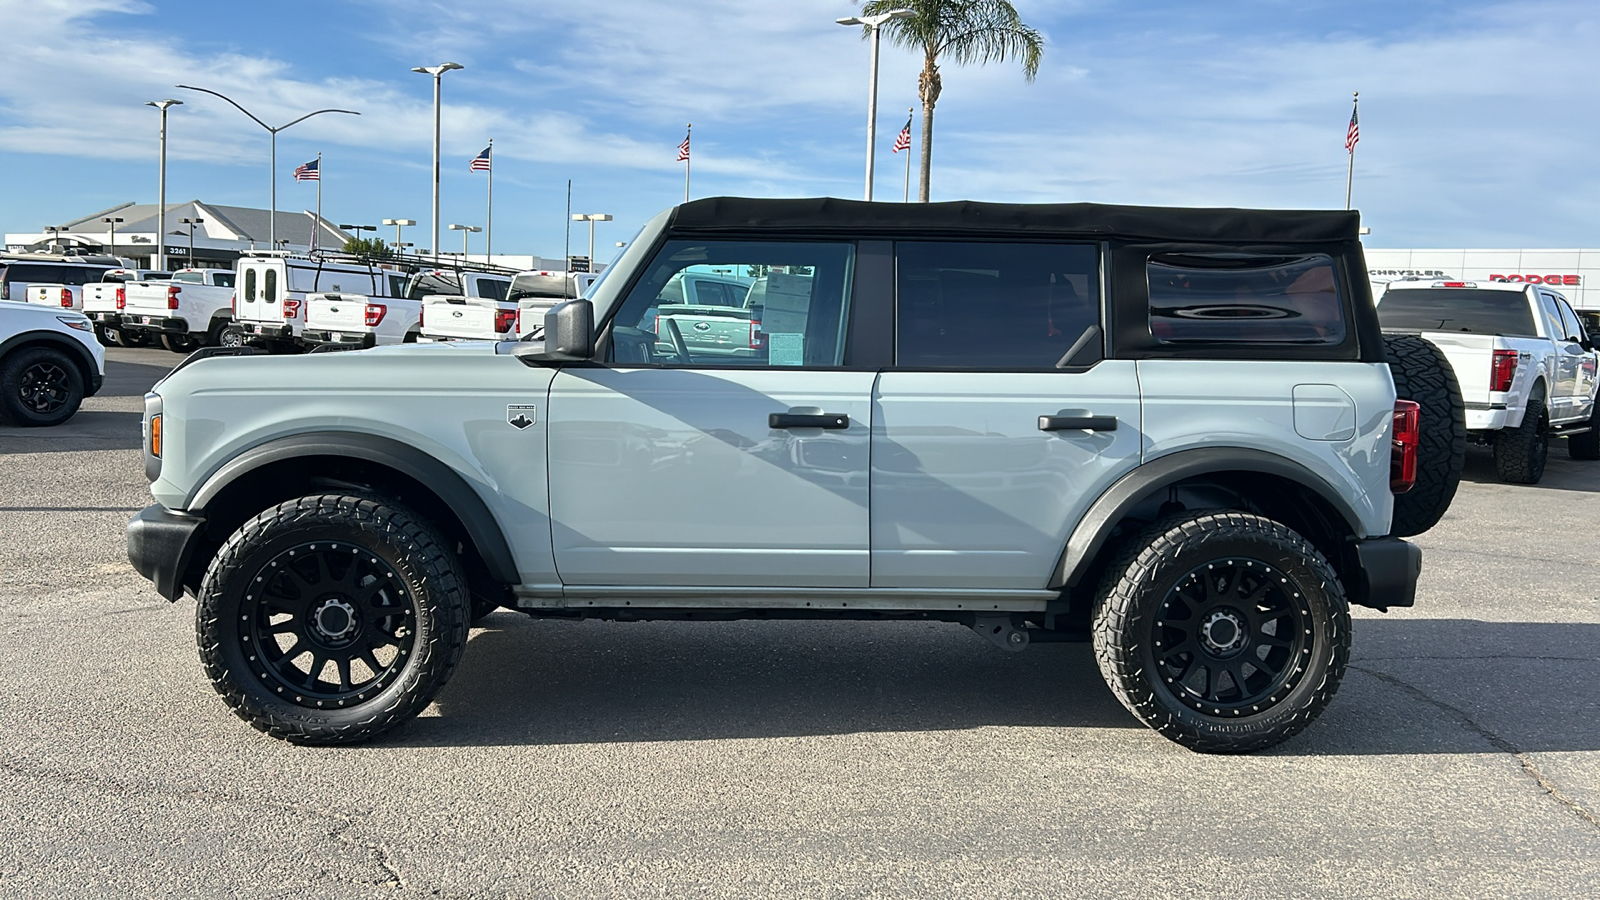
892 115 912 153
677 132 690 162
469 145 492 172
293 159 319 182
1345 104 1360 153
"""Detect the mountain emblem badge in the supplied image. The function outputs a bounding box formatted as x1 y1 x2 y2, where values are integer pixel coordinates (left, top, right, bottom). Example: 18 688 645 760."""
506 405 537 430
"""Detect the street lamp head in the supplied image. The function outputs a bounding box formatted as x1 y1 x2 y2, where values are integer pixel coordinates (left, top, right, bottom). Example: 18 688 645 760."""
382 218 417 227
102 217 124 224
842 9 915 27
412 62 464 76
145 99 183 110
572 214 613 222
836 16 863 25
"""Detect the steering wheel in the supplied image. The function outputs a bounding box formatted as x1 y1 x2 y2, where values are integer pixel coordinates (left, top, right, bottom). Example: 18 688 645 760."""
661 316 692 363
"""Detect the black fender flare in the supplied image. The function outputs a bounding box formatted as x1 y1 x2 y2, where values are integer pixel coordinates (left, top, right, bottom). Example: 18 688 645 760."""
1050 447 1366 589
0 330 102 397
189 431 520 585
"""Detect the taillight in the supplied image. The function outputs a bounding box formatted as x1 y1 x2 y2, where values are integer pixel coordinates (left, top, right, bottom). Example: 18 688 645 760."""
167 285 181 310
60 288 72 308
749 318 765 350
514 308 522 335
229 293 236 316
364 303 386 327
282 298 301 319
1391 400 1420 493
417 306 424 328
1490 349 1518 392
116 286 126 309
494 308 517 334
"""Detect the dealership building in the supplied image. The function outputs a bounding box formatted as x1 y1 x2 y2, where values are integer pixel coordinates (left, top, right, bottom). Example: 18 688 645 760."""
3 200 349 268
1364 248 1599 309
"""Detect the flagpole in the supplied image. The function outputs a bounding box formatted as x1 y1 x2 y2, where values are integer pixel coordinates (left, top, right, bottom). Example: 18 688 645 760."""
314 151 322 254
486 137 493 262
1345 91 1358 211
684 123 691 203
903 107 912 203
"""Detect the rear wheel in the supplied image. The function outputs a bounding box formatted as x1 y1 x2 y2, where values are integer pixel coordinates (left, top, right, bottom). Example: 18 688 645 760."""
1383 334 1465 536
0 346 86 427
112 328 149 348
196 494 469 744
160 333 200 354
1093 511 1350 754
211 322 245 348
1494 384 1548 483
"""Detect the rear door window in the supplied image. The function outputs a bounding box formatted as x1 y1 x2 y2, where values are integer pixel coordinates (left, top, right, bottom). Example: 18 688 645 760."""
1148 253 1346 345
243 268 257 303
895 241 1101 368
264 269 278 304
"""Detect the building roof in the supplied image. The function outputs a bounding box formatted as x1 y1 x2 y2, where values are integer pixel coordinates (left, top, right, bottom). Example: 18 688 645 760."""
61 200 349 247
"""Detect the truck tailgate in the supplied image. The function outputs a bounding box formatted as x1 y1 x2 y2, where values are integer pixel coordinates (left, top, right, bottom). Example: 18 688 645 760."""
1418 332 1496 400
422 297 509 340
306 294 370 331
122 283 172 316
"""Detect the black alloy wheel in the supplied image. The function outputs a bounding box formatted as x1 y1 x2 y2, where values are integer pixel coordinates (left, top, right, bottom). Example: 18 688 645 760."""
198 494 469 744
0 347 85 427
1150 558 1311 716
241 540 418 706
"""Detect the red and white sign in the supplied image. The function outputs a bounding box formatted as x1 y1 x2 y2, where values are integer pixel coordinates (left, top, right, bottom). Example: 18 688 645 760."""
1489 273 1581 286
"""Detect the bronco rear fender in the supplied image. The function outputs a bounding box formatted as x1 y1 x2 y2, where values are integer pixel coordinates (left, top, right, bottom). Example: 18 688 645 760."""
187 431 520 585
1050 447 1365 589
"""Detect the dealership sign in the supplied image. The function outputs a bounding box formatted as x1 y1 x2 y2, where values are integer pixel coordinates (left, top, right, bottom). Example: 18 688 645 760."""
1489 273 1582 285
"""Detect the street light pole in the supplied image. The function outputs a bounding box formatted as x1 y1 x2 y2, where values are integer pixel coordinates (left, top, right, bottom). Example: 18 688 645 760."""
101 216 124 261
175 84 359 251
383 218 416 252
448 223 481 260
571 214 612 271
837 9 914 202
411 62 464 262
145 99 182 269
180 217 203 267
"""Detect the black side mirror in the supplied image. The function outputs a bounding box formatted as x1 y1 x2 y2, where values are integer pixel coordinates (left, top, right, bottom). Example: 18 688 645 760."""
513 298 592 366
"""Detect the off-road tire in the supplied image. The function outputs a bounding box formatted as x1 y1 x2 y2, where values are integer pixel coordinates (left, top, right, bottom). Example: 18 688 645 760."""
1493 383 1548 484
1384 333 1465 536
1567 398 1600 460
1092 511 1351 754
196 494 469 745
160 333 199 354
0 346 85 427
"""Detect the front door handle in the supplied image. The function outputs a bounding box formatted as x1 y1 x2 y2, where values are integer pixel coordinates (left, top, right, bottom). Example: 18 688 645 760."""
1039 414 1117 432
770 412 850 430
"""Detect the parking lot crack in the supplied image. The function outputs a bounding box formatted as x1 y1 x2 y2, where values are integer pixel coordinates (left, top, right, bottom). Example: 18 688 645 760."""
1351 664 1600 832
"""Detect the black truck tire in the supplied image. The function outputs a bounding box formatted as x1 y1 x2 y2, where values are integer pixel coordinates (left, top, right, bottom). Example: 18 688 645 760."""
1092 511 1351 754
0 345 86 427
1493 383 1549 484
196 493 470 744
1383 334 1466 537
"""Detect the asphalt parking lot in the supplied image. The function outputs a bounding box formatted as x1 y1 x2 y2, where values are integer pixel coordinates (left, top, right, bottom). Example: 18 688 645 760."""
1 347 1597 898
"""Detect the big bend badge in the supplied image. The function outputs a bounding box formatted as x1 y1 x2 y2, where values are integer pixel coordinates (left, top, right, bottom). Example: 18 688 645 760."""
506 405 537 430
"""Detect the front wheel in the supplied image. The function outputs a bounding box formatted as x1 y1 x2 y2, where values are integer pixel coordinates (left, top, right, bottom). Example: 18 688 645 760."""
196 494 470 744
0 346 86 427
1093 511 1351 754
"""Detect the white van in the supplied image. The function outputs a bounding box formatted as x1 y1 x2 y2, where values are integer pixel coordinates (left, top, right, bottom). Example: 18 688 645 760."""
233 254 409 351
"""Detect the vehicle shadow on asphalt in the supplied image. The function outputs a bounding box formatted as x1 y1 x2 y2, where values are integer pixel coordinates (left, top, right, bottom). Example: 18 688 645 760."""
100 358 173 397
0 410 142 454
394 616 1600 755
1458 445 1600 493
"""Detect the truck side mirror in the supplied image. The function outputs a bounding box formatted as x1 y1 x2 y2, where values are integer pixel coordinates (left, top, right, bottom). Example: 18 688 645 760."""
513 298 592 365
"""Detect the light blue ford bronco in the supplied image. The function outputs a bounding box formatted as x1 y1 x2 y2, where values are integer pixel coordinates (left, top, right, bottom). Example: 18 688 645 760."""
128 198 1457 752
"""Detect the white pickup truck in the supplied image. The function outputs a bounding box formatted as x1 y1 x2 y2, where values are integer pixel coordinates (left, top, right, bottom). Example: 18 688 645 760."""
234 254 411 353
303 269 511 350
121 268 239 353
83 269 170 347
412 272 525 342
419 270 596 342
1378 279 1600 483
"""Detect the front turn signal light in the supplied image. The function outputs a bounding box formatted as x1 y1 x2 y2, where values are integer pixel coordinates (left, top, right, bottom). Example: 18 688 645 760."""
149 414 162 458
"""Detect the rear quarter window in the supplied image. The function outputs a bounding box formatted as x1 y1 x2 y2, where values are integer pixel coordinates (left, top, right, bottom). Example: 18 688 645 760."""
1149 253 1346 345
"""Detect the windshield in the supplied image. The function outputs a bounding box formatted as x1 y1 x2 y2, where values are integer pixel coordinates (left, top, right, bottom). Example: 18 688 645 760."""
1378 288 1537 336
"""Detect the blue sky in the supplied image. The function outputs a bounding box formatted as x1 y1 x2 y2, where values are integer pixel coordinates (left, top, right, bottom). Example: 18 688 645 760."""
2 0 1597 258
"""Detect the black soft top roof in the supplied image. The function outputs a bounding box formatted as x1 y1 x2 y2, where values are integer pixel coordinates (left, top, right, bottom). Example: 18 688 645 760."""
667 197 1361 245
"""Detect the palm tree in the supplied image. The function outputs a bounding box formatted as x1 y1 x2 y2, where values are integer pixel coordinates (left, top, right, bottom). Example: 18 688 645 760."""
858 0 1043 201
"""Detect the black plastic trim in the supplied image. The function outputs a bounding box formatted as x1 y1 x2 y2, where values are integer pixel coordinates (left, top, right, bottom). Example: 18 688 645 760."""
187 431 520 585
1349 536 1421 610
1051 447 1365 588
126 504 206 602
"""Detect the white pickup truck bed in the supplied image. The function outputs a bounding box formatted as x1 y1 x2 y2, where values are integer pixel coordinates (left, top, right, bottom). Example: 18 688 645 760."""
304 269 511 350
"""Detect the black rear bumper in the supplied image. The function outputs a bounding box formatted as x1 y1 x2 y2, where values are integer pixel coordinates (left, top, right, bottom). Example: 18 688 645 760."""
1349 537 1422 611
127 505 207 601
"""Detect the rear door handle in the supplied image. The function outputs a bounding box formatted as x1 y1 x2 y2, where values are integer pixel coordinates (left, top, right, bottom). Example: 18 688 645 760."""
770 412 850 430
1039 415 1117 432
